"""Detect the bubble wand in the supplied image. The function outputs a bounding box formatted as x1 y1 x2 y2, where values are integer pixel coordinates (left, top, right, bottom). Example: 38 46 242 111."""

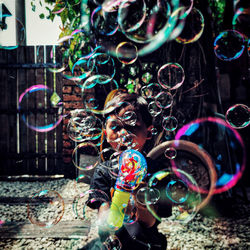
107 149 147 229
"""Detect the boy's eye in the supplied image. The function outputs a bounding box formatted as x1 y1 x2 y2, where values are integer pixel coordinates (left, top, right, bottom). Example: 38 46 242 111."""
119 111 137 126
108 119 123 131
111 123 122 131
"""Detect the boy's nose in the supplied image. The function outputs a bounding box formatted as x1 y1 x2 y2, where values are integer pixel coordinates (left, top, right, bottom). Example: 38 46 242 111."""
118 128 128 136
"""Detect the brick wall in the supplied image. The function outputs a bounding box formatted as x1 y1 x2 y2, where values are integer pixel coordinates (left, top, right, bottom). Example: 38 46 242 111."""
62 78 84 178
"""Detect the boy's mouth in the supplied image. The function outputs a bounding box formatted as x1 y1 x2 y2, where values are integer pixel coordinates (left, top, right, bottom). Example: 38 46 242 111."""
119 145 127 151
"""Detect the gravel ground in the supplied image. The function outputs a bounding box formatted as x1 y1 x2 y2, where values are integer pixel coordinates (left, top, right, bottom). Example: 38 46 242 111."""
0 179 250 250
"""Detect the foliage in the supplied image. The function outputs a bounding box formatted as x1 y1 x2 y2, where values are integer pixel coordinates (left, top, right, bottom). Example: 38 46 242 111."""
208 0 226 34
31 0 88 71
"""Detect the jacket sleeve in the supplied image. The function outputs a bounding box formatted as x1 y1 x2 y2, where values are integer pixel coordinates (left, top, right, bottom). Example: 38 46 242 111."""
87 163 114 209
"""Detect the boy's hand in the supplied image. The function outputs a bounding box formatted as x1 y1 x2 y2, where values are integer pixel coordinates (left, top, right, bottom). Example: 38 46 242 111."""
97 202 111 242
132 184 157 228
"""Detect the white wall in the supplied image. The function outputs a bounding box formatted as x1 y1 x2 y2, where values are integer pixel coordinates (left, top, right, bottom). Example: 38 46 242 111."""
0 0 17 46
0 0 62 46
25 0 62 45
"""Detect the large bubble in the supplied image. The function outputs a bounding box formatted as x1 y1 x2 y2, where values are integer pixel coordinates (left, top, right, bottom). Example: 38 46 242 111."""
147 140 217 212
146 168 201 224
18 85 63 132
27 190 64 228
92 0 181 57
175 117 246 194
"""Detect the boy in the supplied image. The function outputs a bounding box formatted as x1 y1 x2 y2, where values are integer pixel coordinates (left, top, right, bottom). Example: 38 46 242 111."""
86 90 171 250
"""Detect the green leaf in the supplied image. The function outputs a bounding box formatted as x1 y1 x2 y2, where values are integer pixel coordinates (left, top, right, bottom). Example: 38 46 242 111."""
39 13 45 19
60 8 68 25
68 57 74 71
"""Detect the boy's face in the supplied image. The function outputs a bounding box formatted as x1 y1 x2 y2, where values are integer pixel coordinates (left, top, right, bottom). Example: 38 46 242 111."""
104 106 152 152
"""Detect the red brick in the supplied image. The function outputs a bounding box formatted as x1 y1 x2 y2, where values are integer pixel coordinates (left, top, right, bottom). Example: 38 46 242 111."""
63 141 72 148
63 148 73 155
74 87 82 94
63 86 72 94
63 133 69 140
63 102 84 109
63 125 67 132
63 157 72 164
63 118 70 125
63 94 82 102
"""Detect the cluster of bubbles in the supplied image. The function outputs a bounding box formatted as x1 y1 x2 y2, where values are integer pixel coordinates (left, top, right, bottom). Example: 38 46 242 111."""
18 1 248 247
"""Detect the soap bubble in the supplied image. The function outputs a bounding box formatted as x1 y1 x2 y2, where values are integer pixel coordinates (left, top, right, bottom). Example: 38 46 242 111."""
82 76 119 115
72 142 99 171
176 8 204 44
18 85 63 132
123 195 138 225
162 116 178 132
164 147 177 159
27 190 64 228
147 168 201 224
91 6 119 36
103 234 122 250
136 187 160 205
148 101 162 117
214 30 245 61
67 110 97 142
74 174 92 193
72 189 109 222
225 104 250 129
157 63 185 90
175 117 246 194
118 111 137 126
141 83 162 99
155 91 173 109
147 140 217 215
116 42 138 64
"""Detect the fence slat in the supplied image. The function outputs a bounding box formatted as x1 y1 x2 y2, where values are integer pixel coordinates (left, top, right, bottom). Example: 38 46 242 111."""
45 46 56 174
55 66 64 174
17 46 29 175
0 49 8 175
35 46 46 174
7 49 18 174
25 46 37 174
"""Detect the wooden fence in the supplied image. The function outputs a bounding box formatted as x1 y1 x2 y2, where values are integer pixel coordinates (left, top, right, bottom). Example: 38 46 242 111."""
0 46 63 177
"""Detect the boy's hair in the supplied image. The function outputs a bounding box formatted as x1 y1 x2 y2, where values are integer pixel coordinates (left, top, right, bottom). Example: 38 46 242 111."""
103 90 153 127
